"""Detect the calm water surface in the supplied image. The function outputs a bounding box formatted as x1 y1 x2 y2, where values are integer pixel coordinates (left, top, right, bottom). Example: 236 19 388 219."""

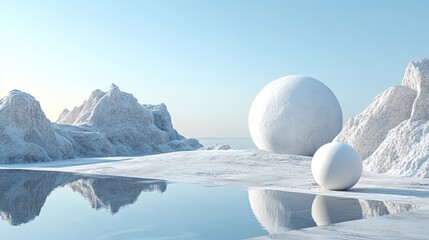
0 169 417 240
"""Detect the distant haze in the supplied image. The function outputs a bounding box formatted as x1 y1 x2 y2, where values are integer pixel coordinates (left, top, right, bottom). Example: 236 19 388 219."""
1 1 429 138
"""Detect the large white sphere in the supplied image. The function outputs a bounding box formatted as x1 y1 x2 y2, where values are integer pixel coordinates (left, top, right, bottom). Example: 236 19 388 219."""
311 142 362 190
248 75 342 156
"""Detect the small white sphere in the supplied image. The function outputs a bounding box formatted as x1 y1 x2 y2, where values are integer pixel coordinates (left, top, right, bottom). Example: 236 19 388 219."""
311 142 362 190
248 75 342 156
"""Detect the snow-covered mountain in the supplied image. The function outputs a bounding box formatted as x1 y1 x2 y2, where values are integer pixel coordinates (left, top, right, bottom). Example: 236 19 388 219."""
0 84 201 163
335 58 429 177
56 84 201 157
0 90 74 163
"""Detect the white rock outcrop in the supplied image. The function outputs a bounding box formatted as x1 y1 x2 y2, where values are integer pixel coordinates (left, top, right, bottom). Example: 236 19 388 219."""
0 85 201 163
335 58 429 177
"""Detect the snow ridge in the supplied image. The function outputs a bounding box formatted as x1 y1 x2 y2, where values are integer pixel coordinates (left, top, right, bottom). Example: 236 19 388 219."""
0 84 201 163
335 58 429 177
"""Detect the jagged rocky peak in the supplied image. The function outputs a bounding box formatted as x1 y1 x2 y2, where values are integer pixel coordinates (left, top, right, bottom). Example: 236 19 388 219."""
0 90 74 163
89 85 154 129
56 88 106 124
335 57 429 177
57 84 153 128
57 85 113 125
57 109 70 122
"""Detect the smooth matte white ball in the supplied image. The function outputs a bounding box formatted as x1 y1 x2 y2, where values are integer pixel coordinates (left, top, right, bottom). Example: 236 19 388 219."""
248 75 342 156
311 142 362 190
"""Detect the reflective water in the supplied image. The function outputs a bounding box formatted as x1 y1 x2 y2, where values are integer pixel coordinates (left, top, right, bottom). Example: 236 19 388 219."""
0 169 417 240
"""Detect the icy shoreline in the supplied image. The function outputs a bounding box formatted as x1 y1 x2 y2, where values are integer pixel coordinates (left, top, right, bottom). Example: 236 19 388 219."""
1 149 428 240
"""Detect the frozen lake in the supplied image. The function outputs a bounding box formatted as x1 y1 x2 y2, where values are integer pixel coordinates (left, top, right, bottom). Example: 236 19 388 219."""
0 169 417 239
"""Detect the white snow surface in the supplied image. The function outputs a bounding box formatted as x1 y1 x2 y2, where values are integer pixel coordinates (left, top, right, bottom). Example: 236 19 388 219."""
1 150 429 240
335 58 429 177
0 84 201 163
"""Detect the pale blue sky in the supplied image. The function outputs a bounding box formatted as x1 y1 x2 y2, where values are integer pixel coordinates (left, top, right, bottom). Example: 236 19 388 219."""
1 1 428 137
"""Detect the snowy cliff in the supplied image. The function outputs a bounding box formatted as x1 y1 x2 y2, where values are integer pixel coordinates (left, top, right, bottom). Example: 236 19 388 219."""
0 84 201 163
335 58 429 177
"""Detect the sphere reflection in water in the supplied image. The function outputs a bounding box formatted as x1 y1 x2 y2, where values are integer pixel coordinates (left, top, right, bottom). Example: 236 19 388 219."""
248 189 316 234
311 195 363 226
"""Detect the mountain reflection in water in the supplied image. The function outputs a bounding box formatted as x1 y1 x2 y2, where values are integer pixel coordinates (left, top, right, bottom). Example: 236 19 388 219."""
0 169 166 225
248 189 418 234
